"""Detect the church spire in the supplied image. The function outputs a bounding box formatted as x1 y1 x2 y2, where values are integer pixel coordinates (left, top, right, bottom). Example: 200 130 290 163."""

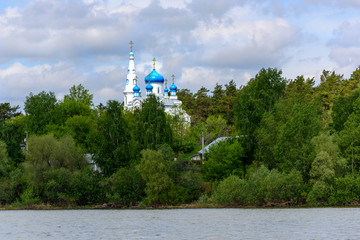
124 41 138 109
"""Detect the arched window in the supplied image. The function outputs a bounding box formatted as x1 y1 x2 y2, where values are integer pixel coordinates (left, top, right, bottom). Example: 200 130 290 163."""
158 87 160 94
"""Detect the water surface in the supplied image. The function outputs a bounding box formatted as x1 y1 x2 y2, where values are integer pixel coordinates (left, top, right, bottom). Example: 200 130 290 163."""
1 208 359 239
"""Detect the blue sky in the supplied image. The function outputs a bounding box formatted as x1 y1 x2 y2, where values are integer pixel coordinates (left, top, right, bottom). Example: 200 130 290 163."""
1 0 360 108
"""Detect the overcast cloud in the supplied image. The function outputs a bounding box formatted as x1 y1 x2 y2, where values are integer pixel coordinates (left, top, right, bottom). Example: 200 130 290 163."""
0 0 360 108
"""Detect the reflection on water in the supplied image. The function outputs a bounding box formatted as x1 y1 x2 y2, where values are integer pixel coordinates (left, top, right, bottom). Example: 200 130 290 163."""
0 208 359 239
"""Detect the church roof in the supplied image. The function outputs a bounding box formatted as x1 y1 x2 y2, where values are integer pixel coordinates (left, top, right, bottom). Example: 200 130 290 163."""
146 83 153 90
170 83 177 91
133 84 140 91
144 69 164 84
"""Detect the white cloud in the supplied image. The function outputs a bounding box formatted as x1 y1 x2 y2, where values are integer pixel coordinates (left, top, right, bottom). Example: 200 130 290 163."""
0 62 86 106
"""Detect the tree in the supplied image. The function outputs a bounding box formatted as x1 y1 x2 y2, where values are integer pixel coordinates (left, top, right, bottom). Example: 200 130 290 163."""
64 84 94 107
273 102 322 178
193 87 211 123
224 80 238 125
133 95 172 150
314 70 343 111
136 149 174 205
24 91 58 134
177 89 195 113
233 68 287 166
332 90 360 132
211 83 226 117
95 100 131 176
0 103 21 122
256 75 317 170
204 115 228 144
202 138 244 181
23 134 87 202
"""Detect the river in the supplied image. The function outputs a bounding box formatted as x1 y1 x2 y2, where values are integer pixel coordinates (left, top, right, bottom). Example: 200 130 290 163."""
0 208 359 239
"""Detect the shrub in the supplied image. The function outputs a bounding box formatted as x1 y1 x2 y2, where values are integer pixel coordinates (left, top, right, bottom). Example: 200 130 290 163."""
213 175 249 205
328 175 360 205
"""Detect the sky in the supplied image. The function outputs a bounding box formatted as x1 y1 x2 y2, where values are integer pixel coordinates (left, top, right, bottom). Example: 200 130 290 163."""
0 0 360 108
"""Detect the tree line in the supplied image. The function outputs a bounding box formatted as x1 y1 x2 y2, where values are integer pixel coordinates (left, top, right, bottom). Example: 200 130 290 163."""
1 66 360 207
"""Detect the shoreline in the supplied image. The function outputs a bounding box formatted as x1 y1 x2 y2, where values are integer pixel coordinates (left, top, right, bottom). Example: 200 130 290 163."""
2 202 360 210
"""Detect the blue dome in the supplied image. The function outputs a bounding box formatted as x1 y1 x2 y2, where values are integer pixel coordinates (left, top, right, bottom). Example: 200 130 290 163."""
170 83 177 91
164 87 169 92
144 69 164 84
146 83 153 90
133 85 140 91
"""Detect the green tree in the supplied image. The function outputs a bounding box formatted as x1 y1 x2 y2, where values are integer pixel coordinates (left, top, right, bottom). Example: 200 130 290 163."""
136 149 174 205
24 91 58 134
64 84 94 107
234 68 287 166
314 70 343 111
211 83 226 117
202 138 244 181
95 100 131 176
332 90 360 132
133 95 172 150
0 103 21 122
105 167 145 206
224 80 238 125
193 87 211 123
274 102 322 178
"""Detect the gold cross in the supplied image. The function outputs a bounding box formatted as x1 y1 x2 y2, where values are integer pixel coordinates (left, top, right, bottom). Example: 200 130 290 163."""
165 79 168 87
134 75 137 85
153 57 156 69
129 41 134 51
147 74 151 84
171 74 175 83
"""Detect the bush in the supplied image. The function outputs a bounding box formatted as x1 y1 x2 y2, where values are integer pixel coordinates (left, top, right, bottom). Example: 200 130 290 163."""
106 167 145 206
177 171 203 203
306 181 332 205
213 175 249 205
328 175 360 205
214 166 303 205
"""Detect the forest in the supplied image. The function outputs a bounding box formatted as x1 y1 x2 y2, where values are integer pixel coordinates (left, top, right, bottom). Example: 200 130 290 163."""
1 66 360 208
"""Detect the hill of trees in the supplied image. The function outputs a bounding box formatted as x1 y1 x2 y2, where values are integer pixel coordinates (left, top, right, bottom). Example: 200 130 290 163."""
2 67 360 207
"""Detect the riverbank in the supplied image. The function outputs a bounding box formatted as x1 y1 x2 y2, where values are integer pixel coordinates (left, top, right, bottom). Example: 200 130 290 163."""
2 201 360 210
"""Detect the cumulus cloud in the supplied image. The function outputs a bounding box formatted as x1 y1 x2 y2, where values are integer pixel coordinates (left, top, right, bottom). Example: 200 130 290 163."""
0 62 86 106
1 0 358 107
192 14 299 69
329 21 360 70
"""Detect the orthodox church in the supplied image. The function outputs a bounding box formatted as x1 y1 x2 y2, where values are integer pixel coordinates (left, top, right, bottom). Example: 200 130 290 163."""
123 42 190 123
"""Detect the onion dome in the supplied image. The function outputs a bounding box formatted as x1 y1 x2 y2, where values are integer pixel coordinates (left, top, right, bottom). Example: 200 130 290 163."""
164 87 169 93
144 69 164 84
170 83 177 91
133 84 140 92
146 83 153 90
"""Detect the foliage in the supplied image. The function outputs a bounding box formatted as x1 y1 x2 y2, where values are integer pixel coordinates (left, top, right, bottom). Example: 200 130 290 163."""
202 138 244 182
0 103 21 122
133 95 172 150
105 167 145 206
94 100 131 176
214 166 303 205
136 149 174 205
24 91 58 134
213 175 249 205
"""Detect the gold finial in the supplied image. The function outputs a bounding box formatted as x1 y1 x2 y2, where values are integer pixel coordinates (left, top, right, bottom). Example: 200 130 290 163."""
129 41 134 51
165 79 168 87
153 57 156 70
147 74 151 84
171 74 175 84
134 75 137 85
